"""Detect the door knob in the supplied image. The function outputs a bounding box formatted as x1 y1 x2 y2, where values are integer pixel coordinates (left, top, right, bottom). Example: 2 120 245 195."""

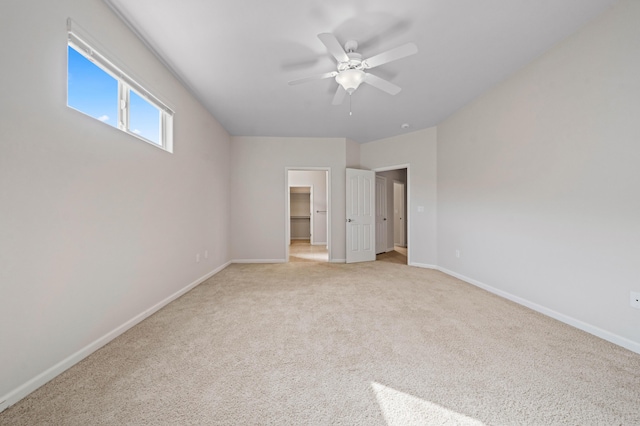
347 218 353 222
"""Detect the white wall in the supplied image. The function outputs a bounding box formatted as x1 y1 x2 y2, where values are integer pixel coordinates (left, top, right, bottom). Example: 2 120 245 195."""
437 0 640 351
0 0 231 407
346 138 360 168
289 170 328 245
230 137 347 262
361 128 438 267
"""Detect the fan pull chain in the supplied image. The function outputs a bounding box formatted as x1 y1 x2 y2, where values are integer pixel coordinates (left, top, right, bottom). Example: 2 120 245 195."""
349 94 352 116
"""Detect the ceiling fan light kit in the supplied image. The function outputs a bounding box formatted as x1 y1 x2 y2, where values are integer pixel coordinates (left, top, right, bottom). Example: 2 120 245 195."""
288 33 417 106
335 69 365 94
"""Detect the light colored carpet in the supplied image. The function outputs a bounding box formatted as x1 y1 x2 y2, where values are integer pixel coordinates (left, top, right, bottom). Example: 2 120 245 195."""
2 262 639 425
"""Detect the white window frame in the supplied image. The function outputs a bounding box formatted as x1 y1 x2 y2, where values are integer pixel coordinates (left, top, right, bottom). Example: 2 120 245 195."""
67 20 174 152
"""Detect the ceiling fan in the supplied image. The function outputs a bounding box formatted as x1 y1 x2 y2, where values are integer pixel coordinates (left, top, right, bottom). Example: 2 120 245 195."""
288 33 418 105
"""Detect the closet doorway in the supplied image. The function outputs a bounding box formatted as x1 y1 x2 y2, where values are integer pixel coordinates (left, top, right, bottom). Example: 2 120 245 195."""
289 186 313 243
286 168 330 262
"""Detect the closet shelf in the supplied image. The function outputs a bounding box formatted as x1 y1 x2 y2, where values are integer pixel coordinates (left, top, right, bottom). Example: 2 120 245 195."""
291 215 310 219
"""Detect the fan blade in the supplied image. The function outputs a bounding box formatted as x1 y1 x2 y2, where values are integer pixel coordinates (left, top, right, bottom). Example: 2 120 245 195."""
364 73 401 95
332 85 346 105
288 71 337 86
362 42 418 69
318 33 349 63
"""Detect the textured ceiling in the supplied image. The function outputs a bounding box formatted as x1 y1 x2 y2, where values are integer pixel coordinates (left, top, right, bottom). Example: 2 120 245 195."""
105 0 618 143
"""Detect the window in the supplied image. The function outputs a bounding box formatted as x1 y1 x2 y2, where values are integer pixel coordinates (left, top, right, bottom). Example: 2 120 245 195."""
67 22 173 152
129 89 161 145
67 45 119 129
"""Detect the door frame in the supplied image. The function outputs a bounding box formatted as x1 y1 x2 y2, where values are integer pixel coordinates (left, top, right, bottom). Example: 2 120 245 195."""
373 164 410 264
285 167 331 262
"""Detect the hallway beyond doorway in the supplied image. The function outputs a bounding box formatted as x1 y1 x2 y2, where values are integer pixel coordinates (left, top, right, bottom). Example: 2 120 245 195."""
288 240 328 263
376 246 407 265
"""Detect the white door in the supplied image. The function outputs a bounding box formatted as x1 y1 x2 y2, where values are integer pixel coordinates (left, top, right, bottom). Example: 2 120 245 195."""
375 175 387 254
346 168 376 263
309 187 314 244
394 181 405 247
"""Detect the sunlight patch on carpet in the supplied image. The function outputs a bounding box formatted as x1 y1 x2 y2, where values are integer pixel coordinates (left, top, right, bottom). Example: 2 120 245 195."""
372 382 484 426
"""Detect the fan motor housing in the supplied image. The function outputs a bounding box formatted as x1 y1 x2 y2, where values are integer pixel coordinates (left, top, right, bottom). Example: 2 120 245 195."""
338 51 363 72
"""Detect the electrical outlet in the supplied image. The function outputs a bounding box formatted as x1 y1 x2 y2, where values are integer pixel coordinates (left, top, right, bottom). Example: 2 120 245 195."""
455 249 460 258
631 291 640 309
196 253 200 263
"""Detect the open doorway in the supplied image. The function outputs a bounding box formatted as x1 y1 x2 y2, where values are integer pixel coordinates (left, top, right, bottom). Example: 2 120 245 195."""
286 169 330 262
375 167 408 265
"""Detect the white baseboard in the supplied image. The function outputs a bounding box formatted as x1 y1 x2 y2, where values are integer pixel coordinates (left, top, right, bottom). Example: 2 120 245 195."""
311 242 327 246
0 261 231 413
410 262 438 269
330 259 346 263
438 266 640 355
231 259 286 264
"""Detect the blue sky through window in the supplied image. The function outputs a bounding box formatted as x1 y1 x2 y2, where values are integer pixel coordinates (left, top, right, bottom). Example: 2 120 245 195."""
129 90 160 145
67 45 118 127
